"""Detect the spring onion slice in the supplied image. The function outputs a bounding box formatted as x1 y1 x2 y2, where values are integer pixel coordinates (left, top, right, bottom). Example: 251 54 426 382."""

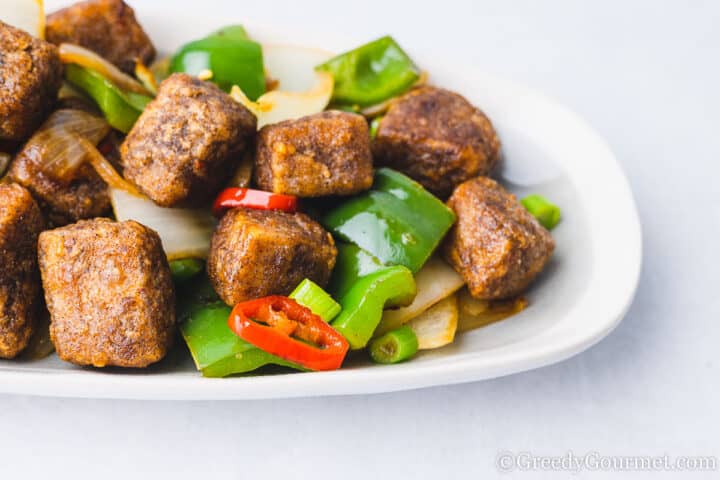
521 194 561 230
369 326 418 364
289 279 341 323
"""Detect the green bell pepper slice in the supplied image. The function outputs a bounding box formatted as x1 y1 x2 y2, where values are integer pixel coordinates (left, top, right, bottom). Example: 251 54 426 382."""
178 273 341 377
322 168 456 273
179 302 302 377
316 36 419 107
64 64 152 133
328 243 416 349
169 258 204 284
170 25 265 99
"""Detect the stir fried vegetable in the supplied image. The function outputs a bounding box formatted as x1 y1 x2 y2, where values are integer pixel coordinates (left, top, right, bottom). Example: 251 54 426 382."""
289 279 341 323
169 259 205 283
64 64 152 133
212 188 298 217
316 36 419 107
521 194 561 230
375 256 464 336
323 168 456 273
228 296 349 371
180 302 302 377
407 294 458 349
111 189 216 260
18 109 110 183
369 326 418 364
170 25 265 99
329 244 416 349
230 44 334 128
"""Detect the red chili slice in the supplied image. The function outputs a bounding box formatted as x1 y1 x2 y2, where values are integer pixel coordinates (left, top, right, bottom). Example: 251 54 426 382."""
228 296 349 371
212 188 297 217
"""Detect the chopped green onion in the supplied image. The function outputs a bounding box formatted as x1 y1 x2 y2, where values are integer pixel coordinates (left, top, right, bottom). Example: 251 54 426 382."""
169 258 204 283
289 279 341 322
521 194 561 230
369 116 383 139
369 325 418 364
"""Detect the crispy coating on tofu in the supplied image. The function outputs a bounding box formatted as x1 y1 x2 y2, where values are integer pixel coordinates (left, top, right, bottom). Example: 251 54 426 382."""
121 73 257 207
38 219 175 368
45 0 155 73
374 86 501 198
7 150 110 227
0 21 62 142
254 111 373 197
208 209 337 306
443 177 554 300
0 184 45 358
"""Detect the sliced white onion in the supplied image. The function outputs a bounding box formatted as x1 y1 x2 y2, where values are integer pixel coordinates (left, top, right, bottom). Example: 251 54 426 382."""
375 256 465 336
134 60 158 95
110 188 216 260
2 0 44 38
457 290 528 332
59 43 152 96
408 294 458 350
230 44 335 128
24 109 110 182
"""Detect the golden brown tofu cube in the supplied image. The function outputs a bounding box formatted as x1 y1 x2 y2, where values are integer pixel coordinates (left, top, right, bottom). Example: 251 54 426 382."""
254 111 373 197
45 0 155 73
208 209 337 306
443 177 554 299
121 74 257 207
0 21 62 142
0 184 45 358
38 219 175 368
374 86 501 198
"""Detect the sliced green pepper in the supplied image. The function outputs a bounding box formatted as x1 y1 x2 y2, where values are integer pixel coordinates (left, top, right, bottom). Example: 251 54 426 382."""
316 36 419 107
329 243 416 349
170 24 265 99
322 168 456 273
169 258 205 283
64 64 152 133
179 302 302 377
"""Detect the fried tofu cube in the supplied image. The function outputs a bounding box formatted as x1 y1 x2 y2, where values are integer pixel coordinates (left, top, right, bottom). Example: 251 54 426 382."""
121 73 257 207
254 111 373 197
208 209 337 306
374 86 501 198
45 0 155 73
0 184 45 358
443 177 554 299
0 21 62 142
38 219 175 367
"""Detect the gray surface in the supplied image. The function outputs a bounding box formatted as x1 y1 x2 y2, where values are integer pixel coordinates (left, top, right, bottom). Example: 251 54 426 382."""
1 0 718 478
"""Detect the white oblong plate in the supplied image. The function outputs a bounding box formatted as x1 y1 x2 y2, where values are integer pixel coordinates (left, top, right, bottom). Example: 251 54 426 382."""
0 7 641 400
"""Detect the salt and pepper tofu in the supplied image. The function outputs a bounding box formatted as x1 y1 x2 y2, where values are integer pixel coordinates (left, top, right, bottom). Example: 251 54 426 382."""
373 86 501 198
208 209 337 306
254 111 374 197
121 73 257 207
45 0 155 73
0 21 63 142
7 146 110 227
38 219 175 368
0 184 45 359
443 177 554 300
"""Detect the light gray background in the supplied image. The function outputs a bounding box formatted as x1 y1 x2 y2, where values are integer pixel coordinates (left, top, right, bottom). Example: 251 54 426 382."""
1 1 718 478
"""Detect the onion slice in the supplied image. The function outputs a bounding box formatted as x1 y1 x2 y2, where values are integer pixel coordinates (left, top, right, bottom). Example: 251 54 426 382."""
24 109 110 182
230 44 335 128
59 43 152 96
75 137 141 196
375 256 465 336
407 294 458 349
110 189 216 260
3 0 44 38
135 60 158 95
